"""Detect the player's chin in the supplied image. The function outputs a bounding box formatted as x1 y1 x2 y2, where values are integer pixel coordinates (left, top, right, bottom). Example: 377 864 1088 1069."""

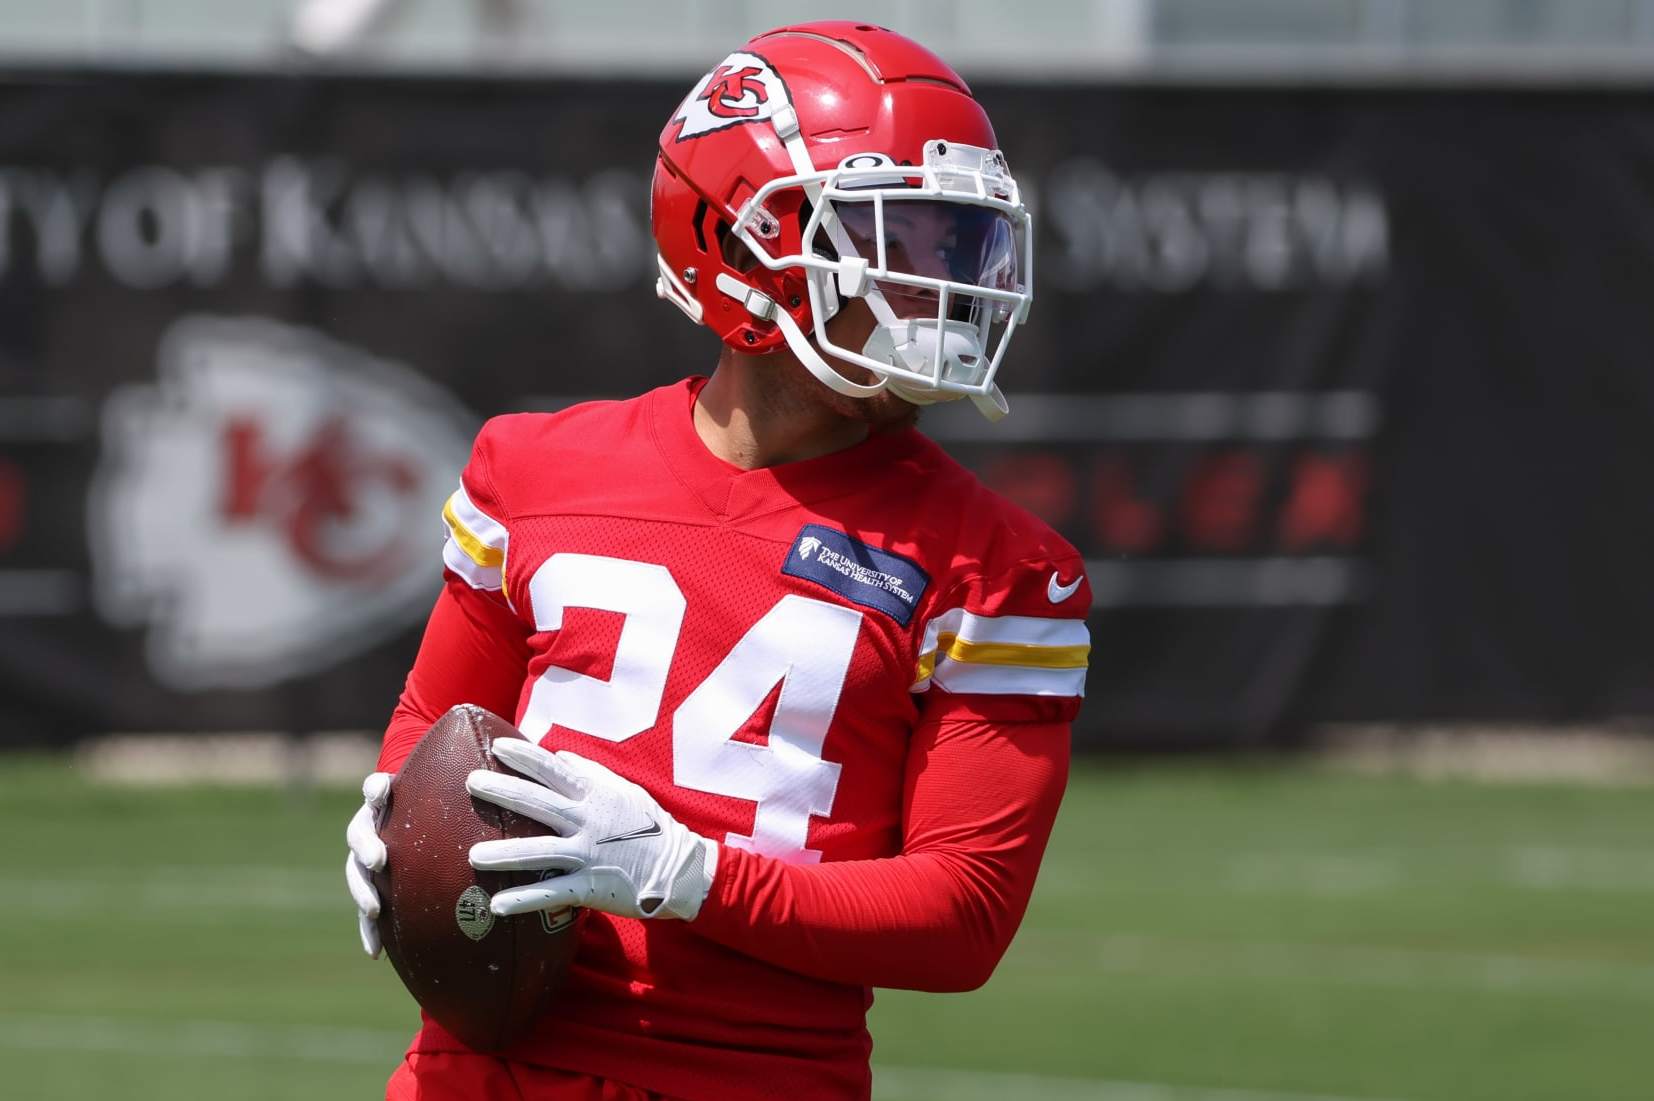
857 389 922 431
822 363 920 430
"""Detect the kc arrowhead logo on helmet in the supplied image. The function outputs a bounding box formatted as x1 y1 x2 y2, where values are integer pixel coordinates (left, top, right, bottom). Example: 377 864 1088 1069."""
669 51 793 141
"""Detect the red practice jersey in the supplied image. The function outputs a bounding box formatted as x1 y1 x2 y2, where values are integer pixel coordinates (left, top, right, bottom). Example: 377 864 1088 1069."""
379 378 1091 1101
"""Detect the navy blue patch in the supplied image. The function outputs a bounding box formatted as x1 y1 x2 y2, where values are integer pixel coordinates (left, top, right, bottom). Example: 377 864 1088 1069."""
781 524 929 626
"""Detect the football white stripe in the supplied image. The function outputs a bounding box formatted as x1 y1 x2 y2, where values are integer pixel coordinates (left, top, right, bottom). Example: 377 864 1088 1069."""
447 484 507 550
931 660 1087 697
443 537 502 592
920 607 1091 654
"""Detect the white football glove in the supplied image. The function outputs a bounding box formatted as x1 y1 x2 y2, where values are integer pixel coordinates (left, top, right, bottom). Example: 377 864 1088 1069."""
466 740 717 922
343 771 393 958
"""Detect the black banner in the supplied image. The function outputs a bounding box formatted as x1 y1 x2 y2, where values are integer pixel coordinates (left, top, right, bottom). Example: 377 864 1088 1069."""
1 71 1651 748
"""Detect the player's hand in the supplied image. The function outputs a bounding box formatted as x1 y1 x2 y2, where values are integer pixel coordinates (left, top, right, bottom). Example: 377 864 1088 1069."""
466 741 717 922
344 771 393 958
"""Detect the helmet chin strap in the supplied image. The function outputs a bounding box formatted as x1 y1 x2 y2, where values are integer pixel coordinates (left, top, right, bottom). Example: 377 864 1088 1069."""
885 376 1010 422
773 306 889 399
714 272 885 399
971 386 1011 422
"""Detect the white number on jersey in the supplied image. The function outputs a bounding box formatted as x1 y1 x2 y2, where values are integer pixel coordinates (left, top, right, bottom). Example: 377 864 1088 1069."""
517 554 862 863
519 553 686 743
673 595 859 864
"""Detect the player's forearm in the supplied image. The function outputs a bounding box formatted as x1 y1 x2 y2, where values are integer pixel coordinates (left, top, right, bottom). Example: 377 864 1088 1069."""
690 717 1069 992
692 844 1020 992
378 706 434 774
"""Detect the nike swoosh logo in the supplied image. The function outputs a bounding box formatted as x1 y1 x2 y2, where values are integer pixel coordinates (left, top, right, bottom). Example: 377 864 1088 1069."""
1047 571 1083 603
595 820 662 845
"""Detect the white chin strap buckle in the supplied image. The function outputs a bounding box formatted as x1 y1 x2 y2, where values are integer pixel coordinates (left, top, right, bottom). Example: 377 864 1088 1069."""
714 272 777 322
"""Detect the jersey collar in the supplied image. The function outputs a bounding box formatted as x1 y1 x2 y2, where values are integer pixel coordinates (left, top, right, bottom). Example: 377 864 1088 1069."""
649 377 924 521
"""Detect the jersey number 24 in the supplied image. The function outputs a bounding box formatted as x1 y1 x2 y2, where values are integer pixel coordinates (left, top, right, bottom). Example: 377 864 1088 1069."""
517 553 863 865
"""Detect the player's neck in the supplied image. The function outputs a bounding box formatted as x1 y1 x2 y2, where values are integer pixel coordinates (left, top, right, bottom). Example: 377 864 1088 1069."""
693 351 871 470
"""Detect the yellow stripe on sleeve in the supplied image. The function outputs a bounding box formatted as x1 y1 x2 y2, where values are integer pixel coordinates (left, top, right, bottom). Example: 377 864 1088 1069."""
939 633 1091 670
912 632 1091 688
442 498 504 568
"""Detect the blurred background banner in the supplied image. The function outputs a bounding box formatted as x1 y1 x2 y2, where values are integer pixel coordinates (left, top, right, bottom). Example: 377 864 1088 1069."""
2 71 1652 747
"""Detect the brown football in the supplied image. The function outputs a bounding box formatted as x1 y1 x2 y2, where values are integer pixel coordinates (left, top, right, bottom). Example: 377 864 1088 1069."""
372 703 581 1051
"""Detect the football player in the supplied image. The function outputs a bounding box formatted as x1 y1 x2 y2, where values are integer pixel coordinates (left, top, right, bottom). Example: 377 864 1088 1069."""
346 21 1091 1101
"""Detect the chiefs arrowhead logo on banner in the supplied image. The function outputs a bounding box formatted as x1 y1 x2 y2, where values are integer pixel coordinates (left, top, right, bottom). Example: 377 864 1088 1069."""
90 316 476 690
670 51 792 141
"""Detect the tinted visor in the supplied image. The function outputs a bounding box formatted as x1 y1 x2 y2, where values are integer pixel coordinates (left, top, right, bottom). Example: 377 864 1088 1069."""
835 200 1018 291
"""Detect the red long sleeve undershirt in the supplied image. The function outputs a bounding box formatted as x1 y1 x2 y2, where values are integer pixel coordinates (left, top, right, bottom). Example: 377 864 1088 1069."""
692 715 1067 992
380 578 1069 993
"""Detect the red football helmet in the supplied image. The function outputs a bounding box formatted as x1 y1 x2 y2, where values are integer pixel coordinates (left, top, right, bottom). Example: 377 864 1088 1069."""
651 21 1033 420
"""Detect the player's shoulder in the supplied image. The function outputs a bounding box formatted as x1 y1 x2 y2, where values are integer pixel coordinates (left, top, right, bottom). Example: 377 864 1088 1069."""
903 431 1084 583
899 433 1091 716
472 396 644 467
463 388 663 514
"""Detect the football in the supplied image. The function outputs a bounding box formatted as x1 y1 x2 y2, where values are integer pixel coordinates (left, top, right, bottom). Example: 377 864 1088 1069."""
372 703 581 1052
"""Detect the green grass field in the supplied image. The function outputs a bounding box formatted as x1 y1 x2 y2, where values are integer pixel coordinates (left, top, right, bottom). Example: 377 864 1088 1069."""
2 753 1650 1101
